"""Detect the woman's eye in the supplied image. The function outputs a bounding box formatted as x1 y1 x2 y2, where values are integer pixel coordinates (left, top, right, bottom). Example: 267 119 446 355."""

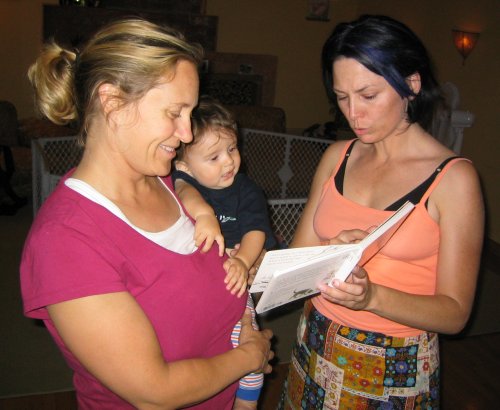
168 112 181 119
210 155 218 161
363 95 376 100
336 95 347 102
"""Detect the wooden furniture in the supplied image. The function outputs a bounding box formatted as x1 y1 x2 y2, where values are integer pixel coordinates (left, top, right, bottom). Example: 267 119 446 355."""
0 101 27 214
98 0 207 14
43 4 218 51
42 5 278 108
204 52 278 106
228 105 286 133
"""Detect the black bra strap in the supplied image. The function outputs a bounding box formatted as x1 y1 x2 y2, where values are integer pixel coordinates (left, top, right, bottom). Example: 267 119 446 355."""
334 140 356 194
334 143 461 210
385 156 460 211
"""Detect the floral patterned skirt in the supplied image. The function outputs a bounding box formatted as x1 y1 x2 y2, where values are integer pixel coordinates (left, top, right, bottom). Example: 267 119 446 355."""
278 300 440 409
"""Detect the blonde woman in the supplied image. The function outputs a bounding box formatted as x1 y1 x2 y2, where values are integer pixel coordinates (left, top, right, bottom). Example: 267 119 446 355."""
21 19 273 409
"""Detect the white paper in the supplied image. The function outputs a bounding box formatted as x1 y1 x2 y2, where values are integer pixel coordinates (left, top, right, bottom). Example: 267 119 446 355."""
251 201 415 314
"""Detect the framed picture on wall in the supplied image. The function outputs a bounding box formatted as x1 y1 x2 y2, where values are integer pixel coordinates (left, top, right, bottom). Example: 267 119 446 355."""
306 0 330 21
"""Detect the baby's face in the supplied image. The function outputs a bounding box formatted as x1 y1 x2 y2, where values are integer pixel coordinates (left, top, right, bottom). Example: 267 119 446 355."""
182 129 241 189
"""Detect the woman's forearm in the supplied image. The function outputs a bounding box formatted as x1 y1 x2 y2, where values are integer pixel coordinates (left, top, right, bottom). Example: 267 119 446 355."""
367 284 474 334
136 346 263 409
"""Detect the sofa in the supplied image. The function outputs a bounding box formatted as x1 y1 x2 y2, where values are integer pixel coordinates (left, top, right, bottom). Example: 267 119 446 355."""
0 101 28 213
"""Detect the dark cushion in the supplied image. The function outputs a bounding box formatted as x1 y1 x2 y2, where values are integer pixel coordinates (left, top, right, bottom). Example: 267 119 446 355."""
227 105 286 133
0 101 19 147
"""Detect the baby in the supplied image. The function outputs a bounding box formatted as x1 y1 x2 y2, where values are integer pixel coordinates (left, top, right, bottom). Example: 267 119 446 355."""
173 96 276 409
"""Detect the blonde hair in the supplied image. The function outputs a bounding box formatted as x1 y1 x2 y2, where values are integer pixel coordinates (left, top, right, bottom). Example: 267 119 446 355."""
28 18 203 140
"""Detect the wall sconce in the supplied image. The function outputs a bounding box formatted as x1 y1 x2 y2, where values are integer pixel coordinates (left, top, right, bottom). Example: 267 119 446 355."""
452 30 480 65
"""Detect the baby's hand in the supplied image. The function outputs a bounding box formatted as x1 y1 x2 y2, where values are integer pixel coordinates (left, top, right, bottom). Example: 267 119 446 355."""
194 214 225 256
223 257 249 297
229 245 266 286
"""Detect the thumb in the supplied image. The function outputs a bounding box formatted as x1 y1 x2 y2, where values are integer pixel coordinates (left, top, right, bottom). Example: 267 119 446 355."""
352 265 367 280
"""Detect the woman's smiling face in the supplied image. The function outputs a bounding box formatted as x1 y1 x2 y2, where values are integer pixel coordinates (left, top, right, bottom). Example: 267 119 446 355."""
111 60 199 178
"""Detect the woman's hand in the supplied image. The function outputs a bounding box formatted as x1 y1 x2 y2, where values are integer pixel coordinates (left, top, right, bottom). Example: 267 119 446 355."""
317 265 373 311
321 228 368 246
238 309 274 374
48 294 274 408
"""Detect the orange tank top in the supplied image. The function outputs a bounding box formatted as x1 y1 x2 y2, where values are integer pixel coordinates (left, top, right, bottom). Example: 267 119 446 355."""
312 140 469 337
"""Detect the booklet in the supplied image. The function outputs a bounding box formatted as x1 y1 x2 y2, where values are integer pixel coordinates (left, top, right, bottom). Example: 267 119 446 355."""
250 201 415 314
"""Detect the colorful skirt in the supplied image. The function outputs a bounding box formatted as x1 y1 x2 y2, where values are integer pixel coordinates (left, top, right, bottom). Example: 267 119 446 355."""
278 300 440 409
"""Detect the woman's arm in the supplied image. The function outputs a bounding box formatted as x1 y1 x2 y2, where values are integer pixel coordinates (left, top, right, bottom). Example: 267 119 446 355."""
318 160 484 334
48 293 273 410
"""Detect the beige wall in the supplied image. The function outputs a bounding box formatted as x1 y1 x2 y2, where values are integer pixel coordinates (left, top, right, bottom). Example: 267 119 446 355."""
207 0 500 241
1 0 498 241
0 0 58 118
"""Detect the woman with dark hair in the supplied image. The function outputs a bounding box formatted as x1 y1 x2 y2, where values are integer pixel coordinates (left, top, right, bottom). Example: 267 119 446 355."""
279 15 483 408
322 15 440 130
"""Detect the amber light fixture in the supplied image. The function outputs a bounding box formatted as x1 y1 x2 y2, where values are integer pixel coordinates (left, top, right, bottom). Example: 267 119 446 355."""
452 29 480 65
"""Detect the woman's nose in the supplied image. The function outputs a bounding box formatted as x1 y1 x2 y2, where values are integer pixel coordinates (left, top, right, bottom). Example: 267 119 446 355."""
176 118 193 144
348 100 360 121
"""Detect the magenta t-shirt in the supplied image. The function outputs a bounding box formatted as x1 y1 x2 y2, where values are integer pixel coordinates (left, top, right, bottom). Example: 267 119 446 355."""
20 175 246 409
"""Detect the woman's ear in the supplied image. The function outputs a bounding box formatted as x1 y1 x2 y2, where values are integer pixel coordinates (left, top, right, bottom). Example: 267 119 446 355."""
407 72 422 96
97 83 121 116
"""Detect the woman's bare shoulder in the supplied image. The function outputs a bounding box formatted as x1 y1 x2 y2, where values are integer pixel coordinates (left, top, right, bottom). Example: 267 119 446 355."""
438 157 480 189
315 139 356 178
429 155 483 222
322 138 356 162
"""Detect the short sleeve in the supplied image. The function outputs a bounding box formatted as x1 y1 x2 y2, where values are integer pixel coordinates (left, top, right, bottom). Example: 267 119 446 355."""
237 176 277 249
20 218 126 319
